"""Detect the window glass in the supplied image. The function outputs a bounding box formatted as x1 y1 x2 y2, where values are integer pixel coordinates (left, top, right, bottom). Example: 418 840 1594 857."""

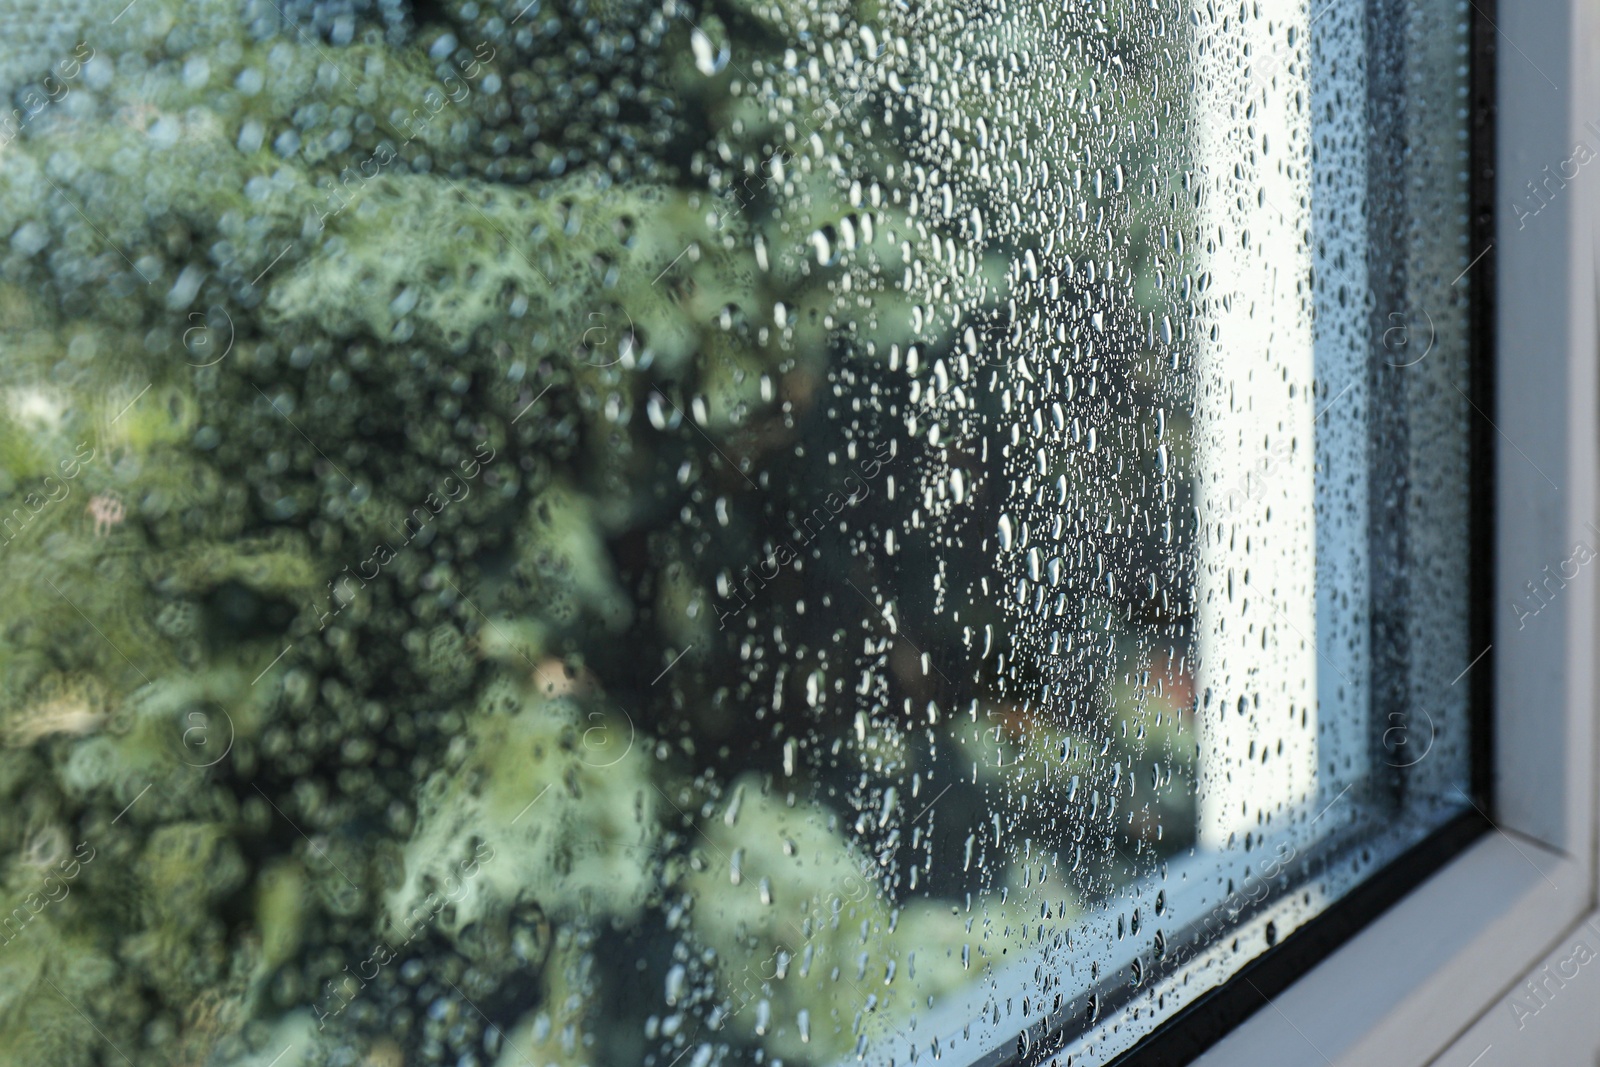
0 0 1475 1064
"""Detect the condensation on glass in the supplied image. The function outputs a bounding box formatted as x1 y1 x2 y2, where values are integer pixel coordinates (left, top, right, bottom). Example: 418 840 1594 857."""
0 0 1474 1064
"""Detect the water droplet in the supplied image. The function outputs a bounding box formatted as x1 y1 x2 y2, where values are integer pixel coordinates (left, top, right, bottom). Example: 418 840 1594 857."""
690 26 729 76
810 226 839 266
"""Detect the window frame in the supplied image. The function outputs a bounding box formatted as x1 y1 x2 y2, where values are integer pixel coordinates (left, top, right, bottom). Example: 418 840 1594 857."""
861 0 1587 1058
1174 0 1600 1061
934 0 1599 1059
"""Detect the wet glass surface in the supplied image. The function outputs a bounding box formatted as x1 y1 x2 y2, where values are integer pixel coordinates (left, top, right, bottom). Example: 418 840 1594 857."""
0 0 1477 1064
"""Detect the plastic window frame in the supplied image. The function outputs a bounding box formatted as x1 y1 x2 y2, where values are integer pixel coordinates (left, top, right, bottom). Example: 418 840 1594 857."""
1183 0 1600 1061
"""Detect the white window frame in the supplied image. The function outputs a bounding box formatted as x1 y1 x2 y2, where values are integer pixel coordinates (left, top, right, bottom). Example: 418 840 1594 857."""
1190 0 1600 1061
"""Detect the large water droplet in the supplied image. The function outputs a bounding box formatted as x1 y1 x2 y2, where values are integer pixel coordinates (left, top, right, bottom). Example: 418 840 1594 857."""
690 26 729 76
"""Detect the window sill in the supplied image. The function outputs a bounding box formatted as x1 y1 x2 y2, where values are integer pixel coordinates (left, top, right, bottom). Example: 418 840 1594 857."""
1192 831 1584 1066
